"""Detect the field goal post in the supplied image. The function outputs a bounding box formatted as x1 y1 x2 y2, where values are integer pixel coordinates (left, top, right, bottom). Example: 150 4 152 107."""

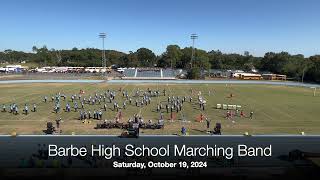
310 87 317 97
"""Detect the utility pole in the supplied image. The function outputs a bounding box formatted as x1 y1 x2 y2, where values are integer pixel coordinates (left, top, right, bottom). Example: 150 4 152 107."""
55 50 62 64
99 32 106 74
301 64 310 83
190 33 198 69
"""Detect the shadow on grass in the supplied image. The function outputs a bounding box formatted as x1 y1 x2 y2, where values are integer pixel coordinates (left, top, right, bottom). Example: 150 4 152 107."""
191 128 207 133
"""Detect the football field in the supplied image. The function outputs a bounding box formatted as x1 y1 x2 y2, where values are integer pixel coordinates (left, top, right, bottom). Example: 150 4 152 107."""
0 82 319 135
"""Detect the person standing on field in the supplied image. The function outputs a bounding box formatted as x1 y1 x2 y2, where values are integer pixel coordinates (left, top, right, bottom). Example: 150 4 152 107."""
56 118 61 129
206 118 210 130
181 126 187 135
250 111 254 119
240 110 244 118
24 104 28 115
33 104 37 112
2 104 6 112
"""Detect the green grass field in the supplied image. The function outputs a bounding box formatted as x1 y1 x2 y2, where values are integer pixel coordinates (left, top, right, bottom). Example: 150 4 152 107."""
0 82 319 135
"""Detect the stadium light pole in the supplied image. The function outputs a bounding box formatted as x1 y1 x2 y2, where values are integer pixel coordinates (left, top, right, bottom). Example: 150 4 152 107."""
190 33 198 69
99 32 107 74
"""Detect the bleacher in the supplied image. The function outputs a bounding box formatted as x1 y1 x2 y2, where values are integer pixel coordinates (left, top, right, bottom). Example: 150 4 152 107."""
122 68 176 80
162 69 175 77
136 70 161 77
123 69 136 77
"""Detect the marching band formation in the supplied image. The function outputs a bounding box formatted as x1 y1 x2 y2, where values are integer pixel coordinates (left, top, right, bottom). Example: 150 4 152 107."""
1 86 254 135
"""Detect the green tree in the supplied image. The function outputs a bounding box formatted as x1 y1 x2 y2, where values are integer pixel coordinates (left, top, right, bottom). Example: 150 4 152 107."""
187 67 201 79
260 52 290 73
136 48 156 67
158 45 183 68
194 49 210 70
306 55 320 83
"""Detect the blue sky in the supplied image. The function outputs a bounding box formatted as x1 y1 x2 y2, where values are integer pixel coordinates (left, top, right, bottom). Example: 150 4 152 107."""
0 0 319 56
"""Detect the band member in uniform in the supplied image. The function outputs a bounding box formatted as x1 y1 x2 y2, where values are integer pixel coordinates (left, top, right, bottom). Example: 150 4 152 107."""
56 118 61 129
2 104 6 112
206 118 210 129
33 104 37 112
88 111 91 119
250 111 254 119
24 104 29 115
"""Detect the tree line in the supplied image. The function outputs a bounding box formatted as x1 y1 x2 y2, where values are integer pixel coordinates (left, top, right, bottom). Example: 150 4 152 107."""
0 45 319 83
